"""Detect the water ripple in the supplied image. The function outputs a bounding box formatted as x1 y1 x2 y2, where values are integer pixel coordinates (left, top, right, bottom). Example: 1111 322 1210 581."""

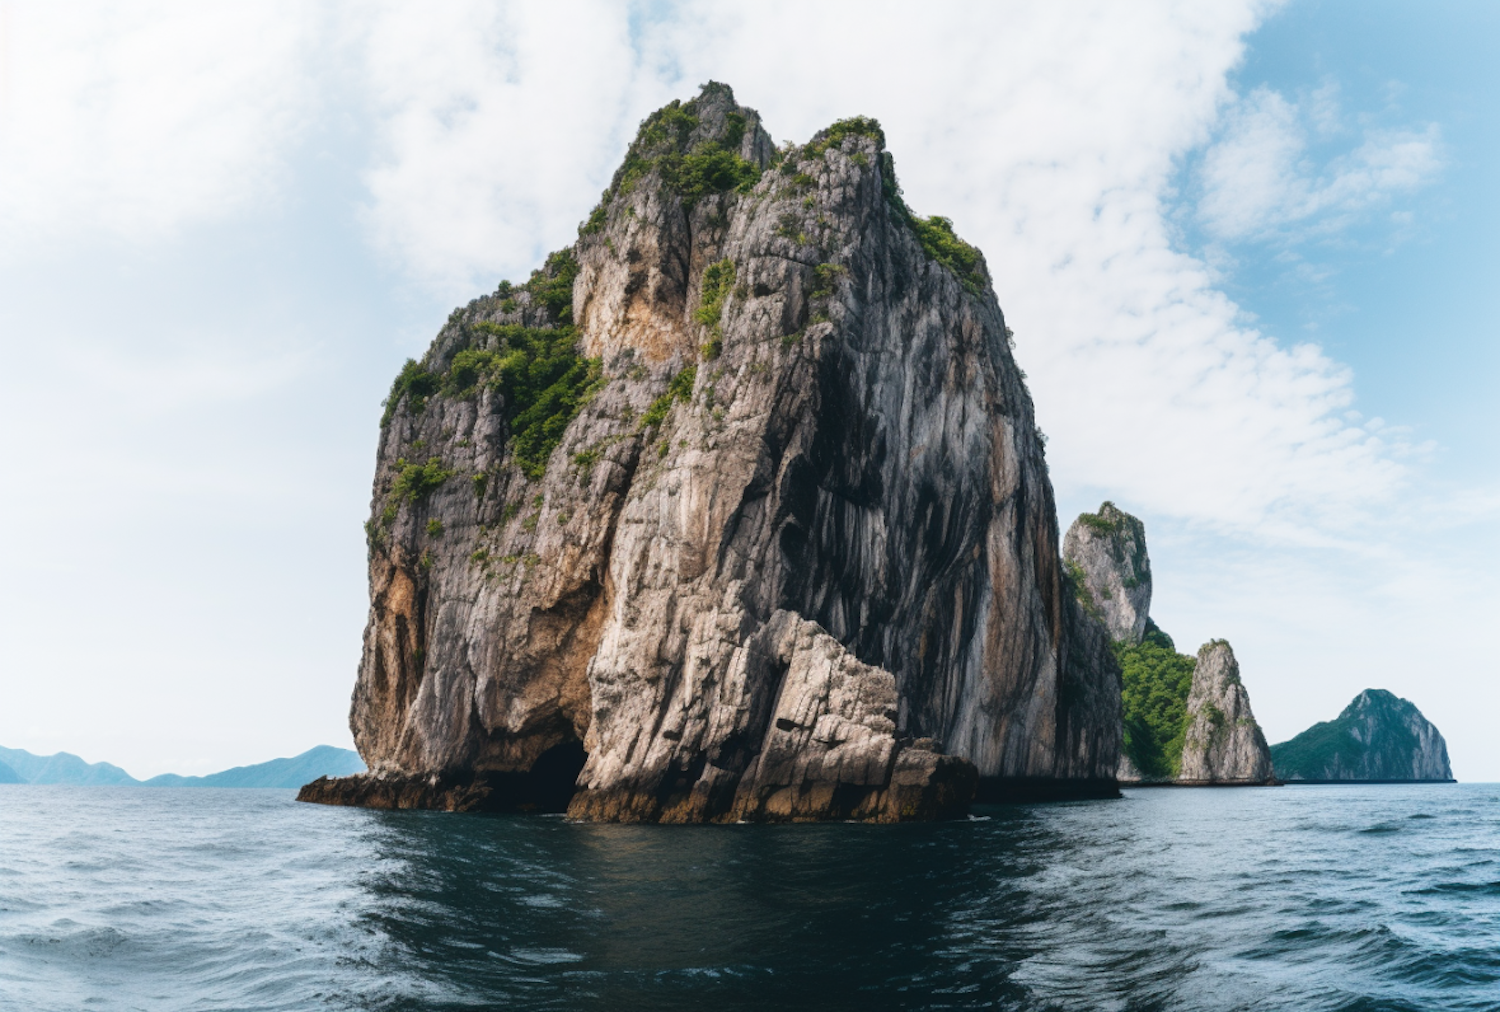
0 784 1496 1010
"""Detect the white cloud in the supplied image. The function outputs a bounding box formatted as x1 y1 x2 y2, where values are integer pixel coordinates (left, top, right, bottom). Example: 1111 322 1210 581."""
1196 85 1441 242
0 1 312 256
353 0 655 298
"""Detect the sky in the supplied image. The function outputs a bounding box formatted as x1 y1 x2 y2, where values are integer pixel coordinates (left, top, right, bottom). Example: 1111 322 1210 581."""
0 1 1495 780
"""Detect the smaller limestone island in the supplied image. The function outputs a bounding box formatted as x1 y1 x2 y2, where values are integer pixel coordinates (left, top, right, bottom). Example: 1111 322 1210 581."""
1271 690 1454 783
1063 502 1274 786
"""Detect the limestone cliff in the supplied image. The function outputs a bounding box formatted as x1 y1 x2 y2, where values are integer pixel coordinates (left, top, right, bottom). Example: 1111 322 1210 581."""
1175 641 1273 784
1271 689 1453 782
1066 504 1272 785
300 84 1120 822
1062 502 1151 644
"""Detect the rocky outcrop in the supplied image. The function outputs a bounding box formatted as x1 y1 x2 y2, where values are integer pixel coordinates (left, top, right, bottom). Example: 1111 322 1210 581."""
302 83 1121 822
1063 502 1151 645
1271 689 1453 782
1175 641 1273 784
1068 503 1274 786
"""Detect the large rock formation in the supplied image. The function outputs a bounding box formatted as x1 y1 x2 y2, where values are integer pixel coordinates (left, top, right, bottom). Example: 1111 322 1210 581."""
1065 504 1273 785
1063 502 1151 644
300 84 1121 822
1271 689 1453 782
1175 641 1273 784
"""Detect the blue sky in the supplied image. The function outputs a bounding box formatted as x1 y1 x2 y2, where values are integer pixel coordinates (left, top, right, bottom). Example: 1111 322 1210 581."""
1194 0 1500 482
0 1 1494 779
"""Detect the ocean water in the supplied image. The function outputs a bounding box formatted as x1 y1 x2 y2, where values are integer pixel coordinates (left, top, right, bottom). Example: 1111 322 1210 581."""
0 785 1495 1011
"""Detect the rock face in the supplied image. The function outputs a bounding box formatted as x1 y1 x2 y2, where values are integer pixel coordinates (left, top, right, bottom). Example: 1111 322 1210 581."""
302 84 1121 822
1271 689 1453 782
1067 504 1273 786
1175 641 1273 784
1063 502 1151 645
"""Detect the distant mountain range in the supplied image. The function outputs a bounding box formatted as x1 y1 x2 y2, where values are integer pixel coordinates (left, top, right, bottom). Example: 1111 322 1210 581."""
0 745 364 788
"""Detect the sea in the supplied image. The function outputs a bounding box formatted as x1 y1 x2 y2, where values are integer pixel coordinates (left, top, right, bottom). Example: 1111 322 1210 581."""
0 784 1495 1012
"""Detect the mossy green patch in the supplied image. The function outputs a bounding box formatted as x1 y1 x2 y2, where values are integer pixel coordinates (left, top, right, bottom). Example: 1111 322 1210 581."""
804 116 886 159
522 250 580 323
907 215 984 296
583 85 761 232
453 321 604 481
641 365 697 430
695 258 736 359
879 151 986 296
391 457 454 503
382 359 440 428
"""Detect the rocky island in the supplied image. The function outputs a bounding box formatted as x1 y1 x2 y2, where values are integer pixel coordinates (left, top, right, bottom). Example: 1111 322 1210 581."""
299 83 1123 822
1063 503 1274 786
1272 690 1453 782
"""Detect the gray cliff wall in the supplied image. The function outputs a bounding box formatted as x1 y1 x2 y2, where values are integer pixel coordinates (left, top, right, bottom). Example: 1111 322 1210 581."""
1062 503 1151 645
1176 641 1274 784
1067 504 1274 786
308 85 1121 822
1271 689 1453 781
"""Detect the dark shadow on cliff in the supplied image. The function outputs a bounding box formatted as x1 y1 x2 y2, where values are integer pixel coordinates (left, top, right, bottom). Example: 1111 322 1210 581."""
297 740 588 813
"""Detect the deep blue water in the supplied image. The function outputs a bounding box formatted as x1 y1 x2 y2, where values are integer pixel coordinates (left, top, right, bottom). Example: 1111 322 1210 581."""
1 784 1496 1011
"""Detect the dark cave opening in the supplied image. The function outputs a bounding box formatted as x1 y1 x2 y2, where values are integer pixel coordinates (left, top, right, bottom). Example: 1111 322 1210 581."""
522 740 588 813
470 740 588 814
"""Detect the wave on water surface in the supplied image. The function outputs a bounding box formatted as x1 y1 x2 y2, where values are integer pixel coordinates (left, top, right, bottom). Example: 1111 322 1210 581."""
0 784 1496 1011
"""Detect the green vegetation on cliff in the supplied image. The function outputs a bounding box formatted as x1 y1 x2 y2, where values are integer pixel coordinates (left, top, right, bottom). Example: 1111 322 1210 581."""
877 150 985 296
391 457 454 502
641 365 696 430
380 243 598 483
519 250 580 322
584 83 761 232
458 322 604 480
695 258 736 359
1115 622 1196 778
382 359 440 428
804 116 886 159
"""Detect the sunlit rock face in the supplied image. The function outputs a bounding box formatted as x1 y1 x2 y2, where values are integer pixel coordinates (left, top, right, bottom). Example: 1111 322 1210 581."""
300 83 1121 822
1062 502 1151 646
1176 641 1274 784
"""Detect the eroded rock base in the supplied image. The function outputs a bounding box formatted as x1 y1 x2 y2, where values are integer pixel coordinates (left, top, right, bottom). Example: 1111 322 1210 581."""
298 742 587 813
567 749 978 824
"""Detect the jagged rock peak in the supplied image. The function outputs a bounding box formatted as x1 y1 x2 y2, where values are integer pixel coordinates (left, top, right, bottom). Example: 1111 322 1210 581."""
304 83 1122 822
1176 640 1274 784
1271 689 1453 782
1063 501 1152 644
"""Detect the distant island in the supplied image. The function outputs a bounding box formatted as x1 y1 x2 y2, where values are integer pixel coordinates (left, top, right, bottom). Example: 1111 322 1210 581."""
1271 690 1453 783
0 744 364 788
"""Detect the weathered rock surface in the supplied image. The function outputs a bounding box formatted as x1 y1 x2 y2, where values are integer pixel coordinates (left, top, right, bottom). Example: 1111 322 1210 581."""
1071 504 1274 786
1063 502 1151 645
1175 641 1274 784
1271 689 1453 781
303 84 1121 822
